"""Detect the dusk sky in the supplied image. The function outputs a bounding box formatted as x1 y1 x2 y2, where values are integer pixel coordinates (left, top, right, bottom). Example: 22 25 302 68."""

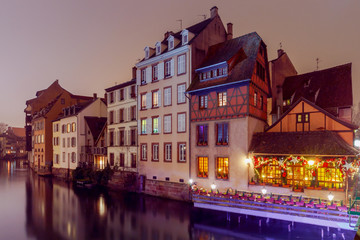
1 0 359 127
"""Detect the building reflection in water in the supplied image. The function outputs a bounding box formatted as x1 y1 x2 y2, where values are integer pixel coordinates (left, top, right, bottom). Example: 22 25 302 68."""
25 173 192 240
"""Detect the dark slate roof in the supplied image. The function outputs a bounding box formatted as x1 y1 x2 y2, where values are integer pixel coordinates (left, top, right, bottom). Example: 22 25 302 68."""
249 131 359 156
187 32 262 93
84 117 107 142
105 79 136 92
282 63 352 110
142 18 213 61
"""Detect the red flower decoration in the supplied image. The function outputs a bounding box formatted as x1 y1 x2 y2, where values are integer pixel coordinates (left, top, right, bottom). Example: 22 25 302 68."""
282 173 286 177
323 162 328 168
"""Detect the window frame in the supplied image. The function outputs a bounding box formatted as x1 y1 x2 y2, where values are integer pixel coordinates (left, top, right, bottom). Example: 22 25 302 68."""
197 156 209 178
141 118 147 135
177 142 186 163
163 86 172 107
140 143 147 161
140 93 147 110
164 142 172 162
177 83 186 104
152 64 158 82
164 59 172 78
163 114 172 134
217 91 227 107
216 122 229 145
177 54 186 75
216 157 229 180
151 143 159 162
199 95 208 109
197 124 208 146
152 116 159 134
141 68 146 85
177 112 186 133
152 90 159 108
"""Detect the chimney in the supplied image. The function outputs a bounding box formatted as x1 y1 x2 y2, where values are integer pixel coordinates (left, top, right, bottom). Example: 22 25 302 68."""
277 49 284 57
132 66 137 79
227 23 233 40
210 6 218 19
93 93 97 99
164 31 174 40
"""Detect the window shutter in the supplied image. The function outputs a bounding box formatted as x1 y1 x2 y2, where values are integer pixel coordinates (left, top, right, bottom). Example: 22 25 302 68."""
158 91 162 107
127 107 130 121
158 117 161 133
146 67 151 83
127 130 131 146
170 59 174 76
138 120 141 134
158 62 164 80
124 107 128 122
146 92 151 109
146 118 151 134
124 88 127 100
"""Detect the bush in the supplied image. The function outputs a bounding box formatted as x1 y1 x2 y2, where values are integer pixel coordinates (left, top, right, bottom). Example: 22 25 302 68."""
72 164 114 186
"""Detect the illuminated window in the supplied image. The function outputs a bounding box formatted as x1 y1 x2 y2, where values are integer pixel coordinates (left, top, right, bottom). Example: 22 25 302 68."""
152 117 159 134
67 123 71 133
262 160 281 184
152 91 159 108
141 144 147 161
141 93 146 110
216 157 229 179
141 119 146 134
152 65 158 81
72 122 76 132
218 91 227 107
296 113 309 123
318 163 343 189
197 157 208 178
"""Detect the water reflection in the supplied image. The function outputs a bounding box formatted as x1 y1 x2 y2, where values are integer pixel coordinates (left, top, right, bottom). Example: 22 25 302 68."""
25 171 192 240
0 160 356 240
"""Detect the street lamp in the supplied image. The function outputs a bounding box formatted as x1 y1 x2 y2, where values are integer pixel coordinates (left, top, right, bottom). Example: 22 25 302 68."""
328 192 334 204
211 183 216 193
245 158 251 186
261 186 267 196
189 179 194 185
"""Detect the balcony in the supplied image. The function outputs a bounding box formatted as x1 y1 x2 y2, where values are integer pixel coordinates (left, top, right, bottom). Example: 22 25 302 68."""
81 146 107 155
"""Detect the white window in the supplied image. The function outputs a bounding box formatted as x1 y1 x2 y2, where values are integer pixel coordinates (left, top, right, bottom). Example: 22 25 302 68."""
177 113 186 132
62 152 65 162
153 117 159 134
152 65 158 81
164 115 172 133
165 143 172 161
141 144 147 160
177 54 186 75
145 46 149 59
178 143 186 162
141 68 146 85
165 59 171 77
155 42 161 55
254 92 257 107
141 119 147 134
71 152 76 163
141 93 146 110
213 69 218 77
218 91 227 107
152 144 159 161
164 87 172 106
168 35 174 50
152 91 159 108
177 84 186 104
181 29 188 45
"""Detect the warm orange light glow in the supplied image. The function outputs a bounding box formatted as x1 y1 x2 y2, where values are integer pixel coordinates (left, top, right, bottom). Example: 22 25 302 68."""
308 160 315 166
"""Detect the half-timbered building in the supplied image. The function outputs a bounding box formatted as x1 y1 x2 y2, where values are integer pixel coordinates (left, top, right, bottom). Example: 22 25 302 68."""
187 32 271 192
249 97 359 201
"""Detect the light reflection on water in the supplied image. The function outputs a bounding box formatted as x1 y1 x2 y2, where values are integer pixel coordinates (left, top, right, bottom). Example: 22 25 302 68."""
0 159 357 240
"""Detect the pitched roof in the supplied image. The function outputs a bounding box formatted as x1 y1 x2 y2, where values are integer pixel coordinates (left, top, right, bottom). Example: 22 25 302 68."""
249 131 359 156
187 32 262 93
282 63 352 110
9 127 25 138
267 97 358 132
84 117 107 142
105 79 136 92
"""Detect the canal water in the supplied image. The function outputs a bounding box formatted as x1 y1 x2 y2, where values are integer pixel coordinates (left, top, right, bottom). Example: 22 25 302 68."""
0 159 356 240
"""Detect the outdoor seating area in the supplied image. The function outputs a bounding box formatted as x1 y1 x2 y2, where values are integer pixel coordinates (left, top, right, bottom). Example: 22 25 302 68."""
191 187 351 212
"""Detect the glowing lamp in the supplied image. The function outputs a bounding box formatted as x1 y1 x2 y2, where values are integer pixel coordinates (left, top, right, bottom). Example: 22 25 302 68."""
328 192 334 201
189 179 193 185
261 187 267 195
245 158 251 165
308 160 315 166
211 183 216 190
355 139 360 148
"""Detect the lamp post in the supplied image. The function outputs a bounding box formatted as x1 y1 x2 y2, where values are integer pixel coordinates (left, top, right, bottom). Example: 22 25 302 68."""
245 158 251 186
328 192 334 205
211 183 216 193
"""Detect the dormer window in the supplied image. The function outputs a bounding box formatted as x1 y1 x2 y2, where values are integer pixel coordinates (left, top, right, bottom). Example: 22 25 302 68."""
155 42 161 55
167 35 174 51
198 63 228 82
144 46 150 59
181 29 189 45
